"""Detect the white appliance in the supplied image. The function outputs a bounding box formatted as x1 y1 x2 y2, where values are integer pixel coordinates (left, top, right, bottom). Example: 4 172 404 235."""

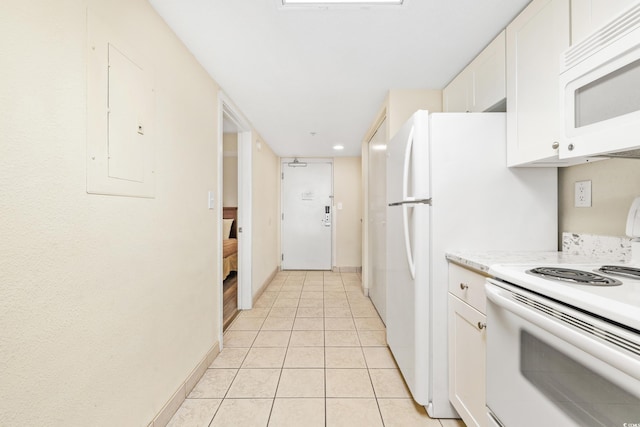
485 197 640 426
559 2 640 159
385 110 557 418
486 263 640 427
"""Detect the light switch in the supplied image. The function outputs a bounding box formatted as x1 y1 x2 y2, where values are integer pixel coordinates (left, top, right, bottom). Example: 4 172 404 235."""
208 191 215 209
337 202 343 210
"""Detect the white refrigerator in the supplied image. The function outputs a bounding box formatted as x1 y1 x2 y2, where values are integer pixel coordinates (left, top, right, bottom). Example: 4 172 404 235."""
385 110 557 418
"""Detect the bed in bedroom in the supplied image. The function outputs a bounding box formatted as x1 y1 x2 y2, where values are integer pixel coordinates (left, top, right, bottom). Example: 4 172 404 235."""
222 207 239 331
222 207 238 281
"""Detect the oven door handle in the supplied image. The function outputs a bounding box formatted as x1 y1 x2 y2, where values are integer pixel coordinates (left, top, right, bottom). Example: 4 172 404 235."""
486 283 640 381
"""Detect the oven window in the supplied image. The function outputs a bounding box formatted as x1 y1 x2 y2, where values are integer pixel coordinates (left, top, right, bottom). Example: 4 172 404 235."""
575 57 640 128
520 331 640 427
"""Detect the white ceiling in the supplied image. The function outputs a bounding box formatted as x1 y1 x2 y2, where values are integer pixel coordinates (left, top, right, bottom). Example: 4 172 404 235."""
148 0 531 157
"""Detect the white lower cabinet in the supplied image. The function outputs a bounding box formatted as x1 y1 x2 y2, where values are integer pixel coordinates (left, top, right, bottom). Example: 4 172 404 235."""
448 263 487 427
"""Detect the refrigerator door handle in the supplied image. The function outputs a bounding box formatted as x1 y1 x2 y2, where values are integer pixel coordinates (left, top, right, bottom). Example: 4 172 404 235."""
403 203 416 279
402 126 415 200
388 198 432 207
402 126 416 280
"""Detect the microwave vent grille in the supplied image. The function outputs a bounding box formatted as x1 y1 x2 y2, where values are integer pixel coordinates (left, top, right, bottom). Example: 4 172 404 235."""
563 3 640 70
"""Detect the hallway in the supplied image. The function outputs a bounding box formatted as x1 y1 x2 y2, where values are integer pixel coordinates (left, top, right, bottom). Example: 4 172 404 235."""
167 271 465 427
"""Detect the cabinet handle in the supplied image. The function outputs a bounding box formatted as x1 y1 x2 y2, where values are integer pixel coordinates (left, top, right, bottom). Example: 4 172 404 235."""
568 143 575 151
459 283 469 290
552 141 559 149
477 322 486 330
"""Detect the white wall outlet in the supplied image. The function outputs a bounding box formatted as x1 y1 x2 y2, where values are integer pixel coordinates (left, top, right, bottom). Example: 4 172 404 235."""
574 180 592 208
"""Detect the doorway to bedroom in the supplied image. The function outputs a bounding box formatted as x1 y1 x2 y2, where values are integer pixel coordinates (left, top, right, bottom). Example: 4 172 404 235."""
222 129 239 330
220 94 253 335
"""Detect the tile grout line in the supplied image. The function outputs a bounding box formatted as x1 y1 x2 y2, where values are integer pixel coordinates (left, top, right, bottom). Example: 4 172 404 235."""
213 270 287 426
323 272 328 427
265 270 289 427
203 270 394 427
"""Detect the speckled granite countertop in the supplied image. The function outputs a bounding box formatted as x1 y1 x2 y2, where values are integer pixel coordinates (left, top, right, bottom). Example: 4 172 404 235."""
446 233 633 274
445 251 621 274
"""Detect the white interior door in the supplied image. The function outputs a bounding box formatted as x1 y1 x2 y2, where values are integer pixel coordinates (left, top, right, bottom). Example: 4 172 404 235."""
367 119 388 323
281 160 332 270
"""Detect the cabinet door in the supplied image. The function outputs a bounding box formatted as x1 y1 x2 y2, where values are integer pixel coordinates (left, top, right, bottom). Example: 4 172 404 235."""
506 0 570 166
472 30 506 112
571 0 637 45
448 294 487 427
443 69 472 112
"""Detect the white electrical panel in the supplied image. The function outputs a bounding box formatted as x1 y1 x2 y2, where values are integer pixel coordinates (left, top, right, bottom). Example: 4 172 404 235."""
87 11 156 198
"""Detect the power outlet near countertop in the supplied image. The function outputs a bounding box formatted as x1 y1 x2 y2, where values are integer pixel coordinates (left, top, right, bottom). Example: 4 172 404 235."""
575 180 592 208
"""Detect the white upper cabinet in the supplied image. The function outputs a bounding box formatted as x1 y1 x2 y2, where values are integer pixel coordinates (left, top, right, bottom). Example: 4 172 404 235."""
443 68 472 112
506 0 570 166
443 31 506 113
571 0 638 45
473 31 506 112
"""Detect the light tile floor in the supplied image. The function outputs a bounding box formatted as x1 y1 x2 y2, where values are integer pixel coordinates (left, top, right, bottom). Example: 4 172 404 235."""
167 271 467 427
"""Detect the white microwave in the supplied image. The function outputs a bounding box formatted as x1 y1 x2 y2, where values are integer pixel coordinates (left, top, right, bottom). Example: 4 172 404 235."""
559 3 640 159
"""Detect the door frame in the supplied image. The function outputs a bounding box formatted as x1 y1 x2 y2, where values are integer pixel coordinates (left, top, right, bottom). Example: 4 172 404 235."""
361 105 388 295
280 157 334 270
218 91 253 347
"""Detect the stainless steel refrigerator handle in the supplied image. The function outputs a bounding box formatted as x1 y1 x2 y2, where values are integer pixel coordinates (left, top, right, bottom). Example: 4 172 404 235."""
388 198 432 207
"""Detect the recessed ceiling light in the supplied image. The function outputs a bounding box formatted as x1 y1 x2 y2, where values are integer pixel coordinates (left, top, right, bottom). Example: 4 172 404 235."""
282 0 404 7
333 144 345 150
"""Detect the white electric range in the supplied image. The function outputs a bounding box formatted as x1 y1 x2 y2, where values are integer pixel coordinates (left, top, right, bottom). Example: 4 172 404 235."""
489 262 640 331
485 262 640 427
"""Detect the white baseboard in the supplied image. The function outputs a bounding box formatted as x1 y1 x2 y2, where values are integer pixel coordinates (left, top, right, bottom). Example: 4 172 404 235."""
253 267 278 303
151 342 220 427
331 266 362 273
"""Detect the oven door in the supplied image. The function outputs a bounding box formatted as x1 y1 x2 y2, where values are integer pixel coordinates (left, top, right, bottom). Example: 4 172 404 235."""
485 279 640 427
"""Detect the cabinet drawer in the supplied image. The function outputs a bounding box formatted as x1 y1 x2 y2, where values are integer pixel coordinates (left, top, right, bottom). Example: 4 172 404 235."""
448 263 487 313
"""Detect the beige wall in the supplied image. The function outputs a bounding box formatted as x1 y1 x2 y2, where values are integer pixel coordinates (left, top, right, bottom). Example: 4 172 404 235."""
0 0 241 425
252 137 280 295
334 157 363 268
363 89 443 145
387 89 443 139
223 133 238 207
559 158 640 237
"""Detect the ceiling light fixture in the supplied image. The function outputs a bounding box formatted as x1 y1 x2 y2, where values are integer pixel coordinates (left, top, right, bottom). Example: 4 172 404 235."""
333 145 345 151
281 0 404 7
